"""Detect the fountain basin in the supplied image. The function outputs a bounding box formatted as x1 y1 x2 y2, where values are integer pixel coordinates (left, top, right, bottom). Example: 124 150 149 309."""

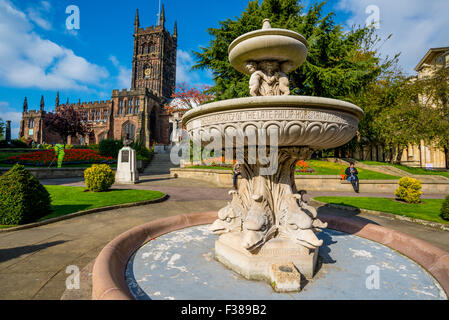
91 212 449 300
183 96 364 149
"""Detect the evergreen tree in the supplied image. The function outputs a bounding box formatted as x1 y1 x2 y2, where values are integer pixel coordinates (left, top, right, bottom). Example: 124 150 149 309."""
193 0 395 100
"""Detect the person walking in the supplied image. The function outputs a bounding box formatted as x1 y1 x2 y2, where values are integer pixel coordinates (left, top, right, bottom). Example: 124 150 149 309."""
345 162 359 193
233 162 241 190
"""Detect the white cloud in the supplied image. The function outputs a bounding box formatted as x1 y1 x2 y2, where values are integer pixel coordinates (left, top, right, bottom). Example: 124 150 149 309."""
176 49 200 84
26 1 52 30
109 55 131 89
0 0 109 90
336 0 449 74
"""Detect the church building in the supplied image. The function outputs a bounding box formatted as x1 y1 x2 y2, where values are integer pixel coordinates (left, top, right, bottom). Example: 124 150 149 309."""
19 6 177 148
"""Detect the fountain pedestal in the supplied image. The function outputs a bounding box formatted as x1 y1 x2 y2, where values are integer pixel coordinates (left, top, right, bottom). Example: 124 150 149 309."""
216 233 318 280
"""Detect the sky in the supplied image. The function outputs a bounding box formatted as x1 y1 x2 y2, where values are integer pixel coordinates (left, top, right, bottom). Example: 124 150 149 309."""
1 0 448 139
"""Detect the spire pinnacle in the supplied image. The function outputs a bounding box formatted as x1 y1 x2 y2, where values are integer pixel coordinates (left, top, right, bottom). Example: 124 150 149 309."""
56 92 60 108
174 21 177 38
23 97 28 113
40 95 44 111
134 8 140 31
160 4 165 27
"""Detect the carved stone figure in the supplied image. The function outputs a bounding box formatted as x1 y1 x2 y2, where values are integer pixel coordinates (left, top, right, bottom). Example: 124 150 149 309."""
247 60 290 97
209 191 244 234
247 62 264 97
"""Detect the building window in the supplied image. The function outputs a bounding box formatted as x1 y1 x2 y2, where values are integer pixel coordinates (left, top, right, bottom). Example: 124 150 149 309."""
127 100 133 114
29 119 35 128
122 122 136 140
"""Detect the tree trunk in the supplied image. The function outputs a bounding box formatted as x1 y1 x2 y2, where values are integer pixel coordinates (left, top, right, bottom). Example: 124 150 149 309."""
395 146 404 164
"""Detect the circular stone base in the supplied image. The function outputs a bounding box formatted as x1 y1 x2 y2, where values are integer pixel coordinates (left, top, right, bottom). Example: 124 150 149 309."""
125 226 446 300
215 232 318 282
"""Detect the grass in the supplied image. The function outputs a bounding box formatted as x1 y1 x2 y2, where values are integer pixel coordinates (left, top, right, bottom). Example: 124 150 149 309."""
359 160 449 179
315 196 447 225
186 161 399 180
39 185 165 221
296 160 399 180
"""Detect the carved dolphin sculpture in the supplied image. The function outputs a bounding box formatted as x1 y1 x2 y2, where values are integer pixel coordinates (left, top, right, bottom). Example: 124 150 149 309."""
281 194 323 249
242 195 273 251
209 191 244 234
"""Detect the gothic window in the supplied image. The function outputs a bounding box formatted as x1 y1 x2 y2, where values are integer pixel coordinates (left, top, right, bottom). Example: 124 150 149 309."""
149 43 155 53
143 44 148 55
122 121 136 140
29 119 35 128
96 110 100 121
127 100 133 114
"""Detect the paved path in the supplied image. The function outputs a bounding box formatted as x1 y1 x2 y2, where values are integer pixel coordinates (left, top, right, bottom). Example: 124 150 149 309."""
1 173 448 300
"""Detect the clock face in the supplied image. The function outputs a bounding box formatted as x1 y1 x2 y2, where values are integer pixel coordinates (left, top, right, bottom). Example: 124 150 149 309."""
144 68 151 77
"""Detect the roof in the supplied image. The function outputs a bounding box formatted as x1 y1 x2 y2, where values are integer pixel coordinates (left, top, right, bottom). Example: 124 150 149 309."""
415 47 449 72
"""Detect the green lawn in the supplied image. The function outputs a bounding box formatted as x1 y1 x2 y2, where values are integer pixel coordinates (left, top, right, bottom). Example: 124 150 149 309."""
186 161 399 180
359 160 449 179
315 196 447 225
297 160 399 180
0 186 165 228
40 186 165 220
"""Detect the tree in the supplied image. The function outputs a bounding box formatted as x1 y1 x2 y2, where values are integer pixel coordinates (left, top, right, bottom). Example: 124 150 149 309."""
415 67 449 168
192 0 395 101
348 68 430 163
164 82 215 115
43 106 91 145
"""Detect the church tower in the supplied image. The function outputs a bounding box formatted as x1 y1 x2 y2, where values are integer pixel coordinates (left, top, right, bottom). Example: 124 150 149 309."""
131 6 177 101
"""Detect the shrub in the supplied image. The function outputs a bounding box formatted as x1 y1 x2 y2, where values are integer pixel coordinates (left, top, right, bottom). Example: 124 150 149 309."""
441 195 449 221
131 140 152 160
395 177 422 204
99 139 123 158
84 164 115 192
0 164 51 225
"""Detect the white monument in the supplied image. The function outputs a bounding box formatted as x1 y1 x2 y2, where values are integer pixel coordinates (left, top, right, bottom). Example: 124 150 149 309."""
115 139 139 184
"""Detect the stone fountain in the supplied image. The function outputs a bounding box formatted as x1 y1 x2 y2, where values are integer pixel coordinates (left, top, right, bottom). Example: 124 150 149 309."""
182 19 364 292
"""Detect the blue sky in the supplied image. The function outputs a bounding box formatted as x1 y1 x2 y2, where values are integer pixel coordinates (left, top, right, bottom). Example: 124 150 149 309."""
1 0 449 138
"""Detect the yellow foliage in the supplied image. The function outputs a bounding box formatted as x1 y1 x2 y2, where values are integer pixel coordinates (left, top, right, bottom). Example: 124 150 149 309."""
84 164 115 192
395 177 422 204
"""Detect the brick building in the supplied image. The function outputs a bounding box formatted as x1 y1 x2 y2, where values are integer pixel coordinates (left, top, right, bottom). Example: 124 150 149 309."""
19 6 176 148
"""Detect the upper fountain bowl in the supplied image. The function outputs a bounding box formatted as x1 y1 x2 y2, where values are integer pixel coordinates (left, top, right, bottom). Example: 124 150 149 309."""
228 19 309 75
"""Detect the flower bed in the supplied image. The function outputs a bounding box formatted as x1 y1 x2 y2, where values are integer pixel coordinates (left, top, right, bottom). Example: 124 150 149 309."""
295 160 315 174
3 149 116 167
